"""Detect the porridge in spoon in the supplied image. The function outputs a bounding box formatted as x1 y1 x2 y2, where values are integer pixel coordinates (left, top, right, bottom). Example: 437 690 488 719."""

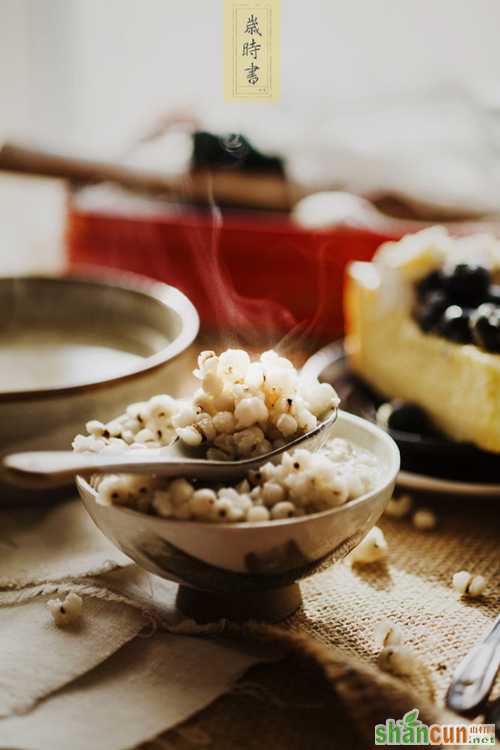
74 348 381 522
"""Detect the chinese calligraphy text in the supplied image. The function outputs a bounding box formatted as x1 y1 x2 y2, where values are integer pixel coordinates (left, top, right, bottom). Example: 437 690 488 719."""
224 1 280 100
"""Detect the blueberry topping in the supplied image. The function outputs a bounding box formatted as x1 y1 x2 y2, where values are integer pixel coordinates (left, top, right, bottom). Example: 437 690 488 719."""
413 265 500 351
387 400 435 435
443 263 490 306
416 269 446 300
469 303 500 352
415 290 449 332
438 305 472 343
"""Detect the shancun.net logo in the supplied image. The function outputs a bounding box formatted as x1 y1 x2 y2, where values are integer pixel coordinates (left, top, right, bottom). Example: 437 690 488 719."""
375 709 495 746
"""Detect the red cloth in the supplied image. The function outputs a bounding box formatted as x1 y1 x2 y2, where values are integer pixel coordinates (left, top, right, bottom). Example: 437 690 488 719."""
67 204 396 343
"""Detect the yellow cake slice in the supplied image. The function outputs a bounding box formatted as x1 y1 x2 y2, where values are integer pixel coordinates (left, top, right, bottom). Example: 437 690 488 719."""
345 227 500 453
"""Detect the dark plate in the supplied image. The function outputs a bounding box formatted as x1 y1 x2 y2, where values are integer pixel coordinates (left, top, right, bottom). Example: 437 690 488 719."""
310 342 500 485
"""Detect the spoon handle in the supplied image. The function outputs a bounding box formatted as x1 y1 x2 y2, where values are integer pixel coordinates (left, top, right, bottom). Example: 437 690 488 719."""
2 409 339 488
2 449 220 487
446 614 500 716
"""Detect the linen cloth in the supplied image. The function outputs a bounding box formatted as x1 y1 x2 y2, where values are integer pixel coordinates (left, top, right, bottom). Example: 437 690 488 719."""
0 499 130 588
0 498 275 749
0 634 270 750
0 596 146 717
294 498 500 703
153 494 500 749
0 494 498 749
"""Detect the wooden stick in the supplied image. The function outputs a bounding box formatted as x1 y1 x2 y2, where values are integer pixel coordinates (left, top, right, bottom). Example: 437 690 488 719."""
0 141 305 211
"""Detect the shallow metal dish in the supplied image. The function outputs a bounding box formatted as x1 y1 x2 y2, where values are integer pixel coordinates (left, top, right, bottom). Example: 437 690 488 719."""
0 269 199 501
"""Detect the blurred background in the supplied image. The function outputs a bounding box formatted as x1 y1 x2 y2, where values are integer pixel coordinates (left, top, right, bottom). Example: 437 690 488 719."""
2 0 500 338
4 0 500 150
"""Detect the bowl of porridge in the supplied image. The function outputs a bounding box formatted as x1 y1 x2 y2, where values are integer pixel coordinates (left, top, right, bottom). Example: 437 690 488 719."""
0 270 199 502
75 348 400 621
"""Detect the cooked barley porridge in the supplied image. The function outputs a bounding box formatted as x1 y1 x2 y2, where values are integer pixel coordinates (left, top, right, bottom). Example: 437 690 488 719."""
74 348 381 522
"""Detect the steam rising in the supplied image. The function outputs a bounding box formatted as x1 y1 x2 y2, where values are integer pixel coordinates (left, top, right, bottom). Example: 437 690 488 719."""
185 194 297 349
221 133 249 162
74 169 331 359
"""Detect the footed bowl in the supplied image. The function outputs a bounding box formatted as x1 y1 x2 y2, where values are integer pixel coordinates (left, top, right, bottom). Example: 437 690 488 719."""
77 411 400 622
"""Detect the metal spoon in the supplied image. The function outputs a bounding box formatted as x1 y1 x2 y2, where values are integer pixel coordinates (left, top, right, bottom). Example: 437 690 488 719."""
2 409 338 488
446 613 500 717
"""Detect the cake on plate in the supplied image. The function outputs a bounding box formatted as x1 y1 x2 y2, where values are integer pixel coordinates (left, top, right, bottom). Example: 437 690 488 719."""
345 227 500 453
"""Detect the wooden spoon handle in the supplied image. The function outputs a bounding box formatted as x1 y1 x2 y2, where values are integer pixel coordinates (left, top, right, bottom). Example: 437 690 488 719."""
0 141 299 210
0 141 175 192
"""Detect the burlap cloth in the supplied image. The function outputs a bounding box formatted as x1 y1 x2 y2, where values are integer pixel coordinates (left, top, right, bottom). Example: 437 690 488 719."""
0 497 500 750
151 493 500 750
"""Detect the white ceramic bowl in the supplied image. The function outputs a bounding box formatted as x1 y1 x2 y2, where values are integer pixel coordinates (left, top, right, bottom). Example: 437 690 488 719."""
77 411 400 622
0 270 199 501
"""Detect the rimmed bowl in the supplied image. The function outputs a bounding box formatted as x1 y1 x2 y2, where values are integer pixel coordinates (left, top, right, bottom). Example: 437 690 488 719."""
0 269 199 502
77 411 400 622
